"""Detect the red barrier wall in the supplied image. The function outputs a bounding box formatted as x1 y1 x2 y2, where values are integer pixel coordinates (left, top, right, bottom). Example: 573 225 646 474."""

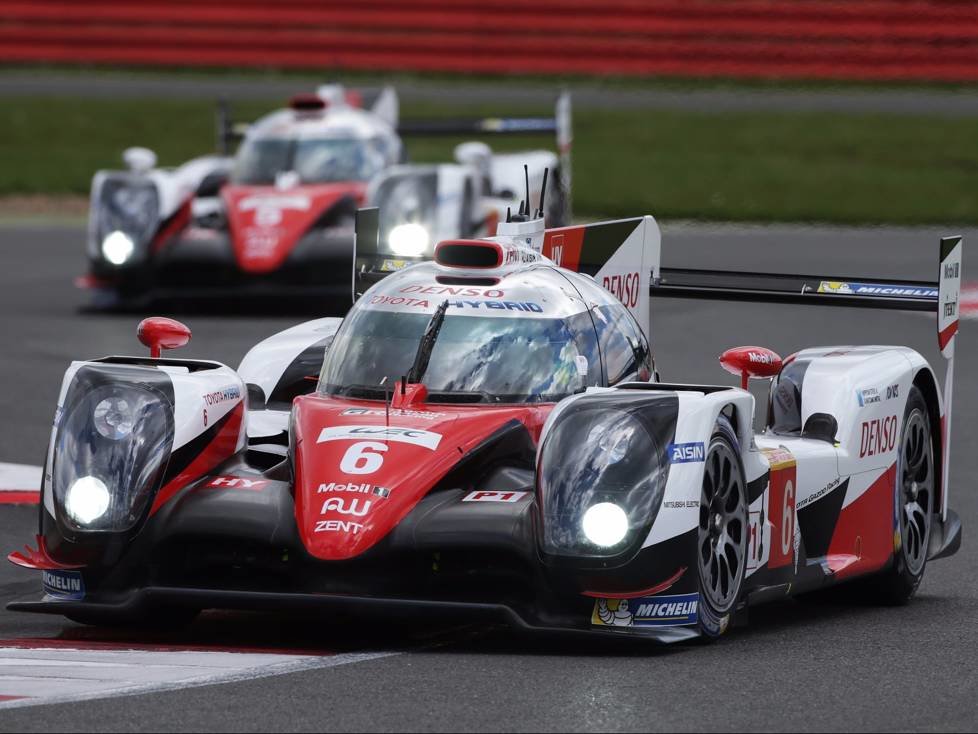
2 0 977 81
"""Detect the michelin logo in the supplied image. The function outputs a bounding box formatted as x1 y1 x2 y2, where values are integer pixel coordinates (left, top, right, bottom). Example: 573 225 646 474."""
42 570 85 601
592 593 700 628
818 281 937 299
669 442 705 464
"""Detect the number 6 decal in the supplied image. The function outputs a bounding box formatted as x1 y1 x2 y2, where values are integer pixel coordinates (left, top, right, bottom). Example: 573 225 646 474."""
781 479 795 557
764 448 797 570
340 441 388 475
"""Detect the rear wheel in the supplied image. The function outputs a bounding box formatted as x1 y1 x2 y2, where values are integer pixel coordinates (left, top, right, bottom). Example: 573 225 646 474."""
864 385 935 604
696 415 748 638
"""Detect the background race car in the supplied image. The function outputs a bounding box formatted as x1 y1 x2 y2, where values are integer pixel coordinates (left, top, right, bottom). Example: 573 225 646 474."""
81 85 572 309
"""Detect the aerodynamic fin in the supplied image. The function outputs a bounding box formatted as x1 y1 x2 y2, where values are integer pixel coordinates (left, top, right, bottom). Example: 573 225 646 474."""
353 207 381 302
371 86 399 128
542 216 661 337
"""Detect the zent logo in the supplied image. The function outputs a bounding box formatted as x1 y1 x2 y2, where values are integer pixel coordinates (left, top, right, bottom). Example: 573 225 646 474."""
860 415 898 457
669 442 705 464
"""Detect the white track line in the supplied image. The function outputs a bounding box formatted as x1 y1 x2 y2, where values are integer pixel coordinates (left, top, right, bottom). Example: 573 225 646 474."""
0 645 397 710
0 463 41 492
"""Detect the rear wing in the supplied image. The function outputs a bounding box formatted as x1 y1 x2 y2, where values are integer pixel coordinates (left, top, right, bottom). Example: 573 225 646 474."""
652 235 962 356
398 92 572 190
653 235 963 521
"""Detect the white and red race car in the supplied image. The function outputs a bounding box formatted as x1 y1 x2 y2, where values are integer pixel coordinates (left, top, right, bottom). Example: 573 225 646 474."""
81 85 571 308
13 192 963 641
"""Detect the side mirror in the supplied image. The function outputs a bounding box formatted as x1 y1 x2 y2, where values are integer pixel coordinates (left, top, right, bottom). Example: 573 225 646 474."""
137 317 191 359
719 346 782 390
122 147 158 174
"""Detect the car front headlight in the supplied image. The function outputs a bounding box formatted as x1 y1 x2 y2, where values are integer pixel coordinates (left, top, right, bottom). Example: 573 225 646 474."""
53 366 174 534
95 178 159 265
374 172 437 256
388 223 430 257
581 502 630 548
101 230 135 265
537 392 676 563
64 476 111 525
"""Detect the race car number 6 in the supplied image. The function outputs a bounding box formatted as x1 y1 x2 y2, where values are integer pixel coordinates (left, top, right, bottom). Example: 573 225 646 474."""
781 479 795 556
340 441 388 475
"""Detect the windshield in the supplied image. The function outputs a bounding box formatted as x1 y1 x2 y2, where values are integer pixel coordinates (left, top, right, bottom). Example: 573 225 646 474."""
233 137 387 184
319 308 601 403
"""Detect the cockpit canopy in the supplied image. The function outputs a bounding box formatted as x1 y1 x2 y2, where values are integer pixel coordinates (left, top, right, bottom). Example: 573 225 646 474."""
318 267 655 404
232 137 393 185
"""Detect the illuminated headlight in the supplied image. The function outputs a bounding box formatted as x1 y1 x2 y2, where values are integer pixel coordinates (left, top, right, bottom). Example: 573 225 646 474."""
582 502 629 547
53 372 173 534
64 476 110 526
388 223 429 257
102 230 135 265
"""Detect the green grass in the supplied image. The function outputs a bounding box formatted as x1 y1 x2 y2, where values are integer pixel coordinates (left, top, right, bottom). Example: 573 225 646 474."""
3 96 978 224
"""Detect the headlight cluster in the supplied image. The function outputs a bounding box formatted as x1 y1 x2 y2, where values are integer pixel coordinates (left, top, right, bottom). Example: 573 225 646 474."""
53 366 173 534
375 172 437 257
537 394 675 563
95 178 159 266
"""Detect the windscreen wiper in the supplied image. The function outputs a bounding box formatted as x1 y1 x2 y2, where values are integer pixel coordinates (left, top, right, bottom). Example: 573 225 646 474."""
406 299 450 386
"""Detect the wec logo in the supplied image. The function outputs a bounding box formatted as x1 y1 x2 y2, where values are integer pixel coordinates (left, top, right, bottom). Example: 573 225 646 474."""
318 425 443 450
669 442 705 464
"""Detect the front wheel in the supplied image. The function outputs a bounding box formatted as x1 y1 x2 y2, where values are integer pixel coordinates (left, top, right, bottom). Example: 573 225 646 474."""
696 415 748 638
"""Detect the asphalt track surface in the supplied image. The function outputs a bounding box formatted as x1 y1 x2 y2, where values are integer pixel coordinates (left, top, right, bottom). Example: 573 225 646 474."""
0 222 977 731
5 69 978 116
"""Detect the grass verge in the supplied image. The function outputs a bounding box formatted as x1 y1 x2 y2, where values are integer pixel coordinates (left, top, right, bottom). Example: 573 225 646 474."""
3 96 977 224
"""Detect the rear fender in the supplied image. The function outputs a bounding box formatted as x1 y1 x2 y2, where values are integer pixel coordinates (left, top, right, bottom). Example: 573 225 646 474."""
787 346 921 478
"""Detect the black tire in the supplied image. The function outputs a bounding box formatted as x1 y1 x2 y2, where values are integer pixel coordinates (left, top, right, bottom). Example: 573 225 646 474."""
858 385 935 605
66 605 200 629
696 414 748 639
